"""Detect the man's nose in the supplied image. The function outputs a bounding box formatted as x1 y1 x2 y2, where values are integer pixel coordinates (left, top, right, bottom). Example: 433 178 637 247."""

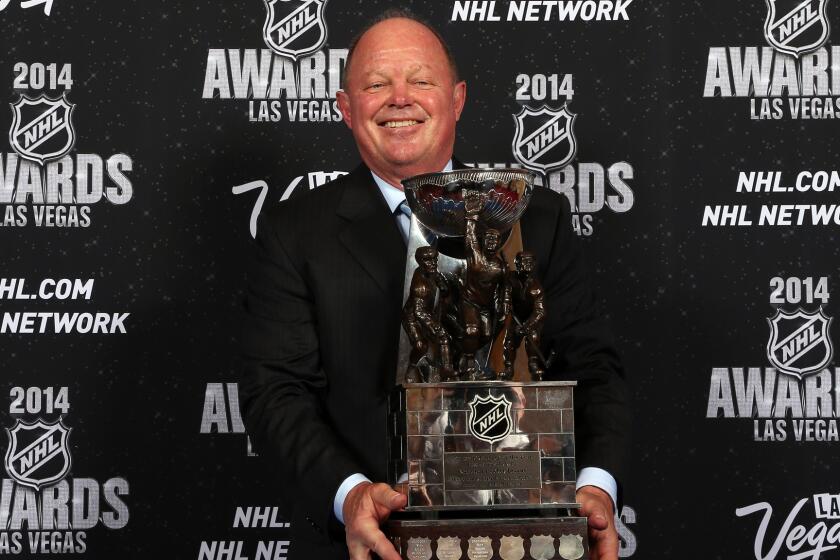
388 80 414 107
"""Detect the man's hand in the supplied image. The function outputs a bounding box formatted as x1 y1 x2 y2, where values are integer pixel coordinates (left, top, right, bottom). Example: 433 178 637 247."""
343 482 407 560
576 486 619 560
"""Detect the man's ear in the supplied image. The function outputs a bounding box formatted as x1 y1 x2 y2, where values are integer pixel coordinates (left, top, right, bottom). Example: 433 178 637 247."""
453 81 466 121
337 89 353 129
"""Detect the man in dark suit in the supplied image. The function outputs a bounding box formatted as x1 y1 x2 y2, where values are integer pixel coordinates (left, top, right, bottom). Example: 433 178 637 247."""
239 12 629 560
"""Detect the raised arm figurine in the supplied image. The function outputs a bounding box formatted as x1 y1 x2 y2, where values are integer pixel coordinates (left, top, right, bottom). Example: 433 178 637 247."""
502 250 548 381
459 189 507 380
401 246 455 383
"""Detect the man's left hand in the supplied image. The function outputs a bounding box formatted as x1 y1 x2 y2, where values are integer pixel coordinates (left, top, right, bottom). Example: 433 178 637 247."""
576 486 618 560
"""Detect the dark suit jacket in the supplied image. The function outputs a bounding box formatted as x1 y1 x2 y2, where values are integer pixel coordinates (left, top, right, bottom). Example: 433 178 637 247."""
239 162 630 559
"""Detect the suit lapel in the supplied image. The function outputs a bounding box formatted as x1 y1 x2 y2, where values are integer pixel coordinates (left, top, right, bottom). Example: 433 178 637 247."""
336 164 406 300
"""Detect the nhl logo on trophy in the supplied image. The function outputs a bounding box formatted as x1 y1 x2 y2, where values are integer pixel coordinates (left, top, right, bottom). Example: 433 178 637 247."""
386 168 589 560
468 393 513 445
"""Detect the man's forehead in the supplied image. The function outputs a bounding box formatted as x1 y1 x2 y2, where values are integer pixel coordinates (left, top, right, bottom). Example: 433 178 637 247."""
352 19 447 62
359 46 435 72
356 45 441 72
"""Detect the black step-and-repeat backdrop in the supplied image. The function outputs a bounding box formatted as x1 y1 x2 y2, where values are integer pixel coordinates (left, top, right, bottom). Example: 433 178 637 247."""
2 0 839 557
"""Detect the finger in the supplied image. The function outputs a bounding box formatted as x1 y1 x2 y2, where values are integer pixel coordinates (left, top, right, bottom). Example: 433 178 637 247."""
362 526 402 560
577 496 609 530
591 525 619 560
347 537 372 560
371 483 408 511
586 506 609 530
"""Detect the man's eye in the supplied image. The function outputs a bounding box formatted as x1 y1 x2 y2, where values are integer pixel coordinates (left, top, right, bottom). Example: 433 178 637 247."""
367 83 385 90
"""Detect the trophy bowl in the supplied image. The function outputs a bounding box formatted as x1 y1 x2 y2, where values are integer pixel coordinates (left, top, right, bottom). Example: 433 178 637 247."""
402 168 536 238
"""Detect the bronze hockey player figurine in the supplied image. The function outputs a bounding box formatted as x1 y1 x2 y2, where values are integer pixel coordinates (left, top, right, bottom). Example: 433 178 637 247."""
502 251 547 381
401 246 455 383
460 190 508 380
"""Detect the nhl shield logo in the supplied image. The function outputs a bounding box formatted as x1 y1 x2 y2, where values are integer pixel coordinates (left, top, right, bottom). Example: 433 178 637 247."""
764 0 830 57
9 93 75 165
767 307 833 378
512 104 577 174
262 0 328 61
4 419 72 490
468 393 512 445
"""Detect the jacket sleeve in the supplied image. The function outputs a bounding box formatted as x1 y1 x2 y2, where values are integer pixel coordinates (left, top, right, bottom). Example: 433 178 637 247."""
540 195 631 493
238 213 364 539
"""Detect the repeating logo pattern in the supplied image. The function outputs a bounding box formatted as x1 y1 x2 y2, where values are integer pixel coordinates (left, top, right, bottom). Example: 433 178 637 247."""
9 93 75 164
767 307 833 378
262 0 328 60
4 418 71 490
512 104 577 174
764 0 830 57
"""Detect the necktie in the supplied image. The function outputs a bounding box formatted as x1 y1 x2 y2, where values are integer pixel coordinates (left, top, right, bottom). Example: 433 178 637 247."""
396 200 411 242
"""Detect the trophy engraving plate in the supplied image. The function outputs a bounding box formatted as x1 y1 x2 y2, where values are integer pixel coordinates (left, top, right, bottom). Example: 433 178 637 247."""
557 534 585 560
529 535 555 560
407 537 433 560
443 451 541 491
387 516 588 560
499 535 526 560
467 536 493 560
437 536 463 560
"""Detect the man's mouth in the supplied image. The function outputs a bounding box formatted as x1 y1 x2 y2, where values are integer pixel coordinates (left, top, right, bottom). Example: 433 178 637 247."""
379 119 423 128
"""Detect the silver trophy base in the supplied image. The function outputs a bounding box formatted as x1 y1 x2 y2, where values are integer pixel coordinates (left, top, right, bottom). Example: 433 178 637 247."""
388 381 578 511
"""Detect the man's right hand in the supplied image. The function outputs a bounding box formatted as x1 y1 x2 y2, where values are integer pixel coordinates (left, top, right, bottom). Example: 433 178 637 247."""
343 482 407 560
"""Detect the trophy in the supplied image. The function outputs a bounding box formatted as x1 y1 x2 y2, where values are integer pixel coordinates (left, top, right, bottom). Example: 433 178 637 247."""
386 169 589 560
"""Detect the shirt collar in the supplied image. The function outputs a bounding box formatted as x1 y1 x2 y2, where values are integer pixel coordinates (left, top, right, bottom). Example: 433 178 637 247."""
370 160 454 214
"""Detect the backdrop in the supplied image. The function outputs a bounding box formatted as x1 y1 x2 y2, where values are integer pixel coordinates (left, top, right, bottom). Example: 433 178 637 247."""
2 0 838 558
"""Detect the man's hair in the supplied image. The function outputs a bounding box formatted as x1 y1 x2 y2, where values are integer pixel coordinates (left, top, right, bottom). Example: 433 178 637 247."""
341 8 460 90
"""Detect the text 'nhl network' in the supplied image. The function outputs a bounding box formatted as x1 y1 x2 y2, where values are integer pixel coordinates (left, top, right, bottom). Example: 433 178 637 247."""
452 0 633 22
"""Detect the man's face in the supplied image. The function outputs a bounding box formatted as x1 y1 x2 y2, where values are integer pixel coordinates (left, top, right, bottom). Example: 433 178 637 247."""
337 18 466 182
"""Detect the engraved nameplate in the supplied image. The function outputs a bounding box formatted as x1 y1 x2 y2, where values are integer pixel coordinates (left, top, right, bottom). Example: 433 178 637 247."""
444 451 541 491
437 536 462 560
467 536 493 560
557 534 585 560
407 537 433 560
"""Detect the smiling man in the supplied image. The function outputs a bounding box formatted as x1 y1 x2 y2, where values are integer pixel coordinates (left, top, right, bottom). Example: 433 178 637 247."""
240 10 629 560
335 16 464 189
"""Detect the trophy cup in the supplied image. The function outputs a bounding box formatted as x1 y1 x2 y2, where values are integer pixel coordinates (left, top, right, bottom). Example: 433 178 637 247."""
386 169 589 560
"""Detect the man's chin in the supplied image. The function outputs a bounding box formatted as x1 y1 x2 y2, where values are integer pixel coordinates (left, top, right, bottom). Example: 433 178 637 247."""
383 152 447 175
